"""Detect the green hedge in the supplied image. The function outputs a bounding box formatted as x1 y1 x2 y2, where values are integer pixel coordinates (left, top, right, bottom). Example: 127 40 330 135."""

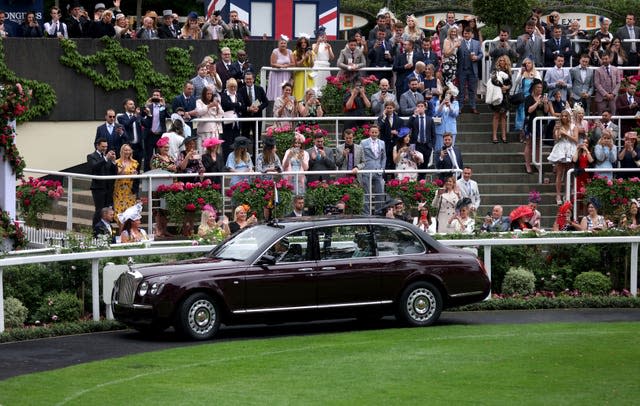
0 320 126 343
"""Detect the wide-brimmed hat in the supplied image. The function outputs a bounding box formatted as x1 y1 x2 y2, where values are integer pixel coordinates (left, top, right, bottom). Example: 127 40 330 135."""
625 131 638 141
170 113 185 125
118 203 142 224
509 205 534 222
588 197 602 210
203 138 224 149
232 136 251 149
397 127 411 139
180 135 198 147
156 137 169 148
263 136 276 149
187 11 198 19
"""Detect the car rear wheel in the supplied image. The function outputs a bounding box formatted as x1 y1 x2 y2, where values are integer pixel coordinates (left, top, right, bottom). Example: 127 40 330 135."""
176 293 221 340
397 282 442 327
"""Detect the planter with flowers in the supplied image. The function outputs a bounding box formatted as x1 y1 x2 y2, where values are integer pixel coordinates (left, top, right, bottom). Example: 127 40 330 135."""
226 178 294 220
583 176 640 218
156 179 223 232
0 82 30 178
385 177 439 213
320 74 379 116
266 123 321 160
305 177 364 215
0 208 27 251
16 177 64 227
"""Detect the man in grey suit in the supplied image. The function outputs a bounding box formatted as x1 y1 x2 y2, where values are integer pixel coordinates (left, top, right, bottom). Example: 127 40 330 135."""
480 205 510 232
358 124 386 215
335 128 364 173
399 77 424 116
337 36 367 81
615 13 640 66
516 19 544 67
306 133 336 185
569 54 594 112
544 54 572 101
457 27 483 114
594 53 621 115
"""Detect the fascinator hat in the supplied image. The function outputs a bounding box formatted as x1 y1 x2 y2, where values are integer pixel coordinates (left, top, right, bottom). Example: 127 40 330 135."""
202 204 217 218
293 132 306 144
314 26 326 37
156 137 169 148
397 127 411 139
118 203 143 224
279 34 289 42
455 197 472 213
509 205 534 222
202 138 224 149
528 190 542 204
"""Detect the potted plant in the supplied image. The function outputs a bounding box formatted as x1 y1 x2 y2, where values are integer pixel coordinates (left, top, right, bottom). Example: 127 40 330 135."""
385 177 439 213
156 179 223 232
305 176 364 215
320 74 379 116
226 178 294 219
16 177 64 227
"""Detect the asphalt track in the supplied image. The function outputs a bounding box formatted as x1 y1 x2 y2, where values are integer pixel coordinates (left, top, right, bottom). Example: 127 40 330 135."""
1 308 639 381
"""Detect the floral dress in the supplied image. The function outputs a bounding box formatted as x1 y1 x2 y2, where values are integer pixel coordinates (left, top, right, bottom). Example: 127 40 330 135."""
113 158 139 225
441 39 458 84
394 146 424 180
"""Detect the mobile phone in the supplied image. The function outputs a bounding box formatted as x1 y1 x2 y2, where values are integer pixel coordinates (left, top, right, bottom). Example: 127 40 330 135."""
410 144 416 152
420 211 427 221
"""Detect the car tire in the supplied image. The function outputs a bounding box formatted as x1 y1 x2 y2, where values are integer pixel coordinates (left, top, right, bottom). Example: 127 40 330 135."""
397 282 442 327
175 293 221 340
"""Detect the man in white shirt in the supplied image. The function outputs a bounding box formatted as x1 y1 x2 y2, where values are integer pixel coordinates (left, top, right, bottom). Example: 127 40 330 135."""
456 167 481 211
44 6 68 38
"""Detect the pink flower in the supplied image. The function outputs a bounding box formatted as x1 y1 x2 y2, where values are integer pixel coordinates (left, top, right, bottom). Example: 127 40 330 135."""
185 203 196 211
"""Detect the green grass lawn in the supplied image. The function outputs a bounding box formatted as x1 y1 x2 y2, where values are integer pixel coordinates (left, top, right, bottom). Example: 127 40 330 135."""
1 322 638 405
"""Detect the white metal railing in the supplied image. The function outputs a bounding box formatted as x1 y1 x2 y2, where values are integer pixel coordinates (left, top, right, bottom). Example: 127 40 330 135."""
1 235 638 333
25 167 459 234
531 115 636 184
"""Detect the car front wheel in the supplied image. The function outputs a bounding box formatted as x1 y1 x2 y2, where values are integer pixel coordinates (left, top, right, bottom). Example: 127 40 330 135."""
397 282 442 327
176 293 221 340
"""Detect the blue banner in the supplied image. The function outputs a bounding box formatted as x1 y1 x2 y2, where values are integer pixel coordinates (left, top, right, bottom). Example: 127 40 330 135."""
0 0 44 27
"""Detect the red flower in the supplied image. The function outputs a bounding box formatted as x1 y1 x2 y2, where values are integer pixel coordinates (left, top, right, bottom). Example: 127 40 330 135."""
197 197 205 205
185 203 196 212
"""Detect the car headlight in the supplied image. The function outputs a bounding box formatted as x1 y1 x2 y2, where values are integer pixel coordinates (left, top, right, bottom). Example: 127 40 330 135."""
150 282 163 295
138 281 149 296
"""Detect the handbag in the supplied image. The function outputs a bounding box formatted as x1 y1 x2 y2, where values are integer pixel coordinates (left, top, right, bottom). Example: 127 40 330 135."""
509 92 525 105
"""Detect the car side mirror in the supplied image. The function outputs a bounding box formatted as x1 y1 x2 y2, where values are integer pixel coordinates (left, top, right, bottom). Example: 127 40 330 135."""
258 254 276 266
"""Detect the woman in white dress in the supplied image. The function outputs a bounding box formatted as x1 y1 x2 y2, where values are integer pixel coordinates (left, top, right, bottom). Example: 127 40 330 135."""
547 109 578 205
449 198 475 234
195 88 224 152
282 132 310 195
431 176 461 233
266 35 295 101
311 26 334 91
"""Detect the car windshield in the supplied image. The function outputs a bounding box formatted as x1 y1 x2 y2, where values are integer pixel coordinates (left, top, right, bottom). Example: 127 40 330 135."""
208 225 281 261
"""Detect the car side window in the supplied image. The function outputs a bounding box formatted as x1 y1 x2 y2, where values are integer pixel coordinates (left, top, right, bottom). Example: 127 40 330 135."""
374 225 425 256
266 230 310 263
317 225 372 260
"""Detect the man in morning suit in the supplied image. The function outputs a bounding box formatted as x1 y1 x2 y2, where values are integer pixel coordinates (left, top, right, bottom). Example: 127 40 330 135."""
516 19 544 67
393 40 423 96
95 109 124 157
215 47 240 90
615 13 640 66
93 207 115 242
407 100 435 177
171 81 198 131
457 27 483 114
157 10 179 39
238 72 268 140
116 98 144 164
358 124 386 215
306 133 336 185
435 132 463 181
88 138 117 225
544 26 572 67
569 54 594 113
615 85 640 134
594 53 621 115
141 89 168 171
335 128 364 174
367 29 393 82
456 167 481 211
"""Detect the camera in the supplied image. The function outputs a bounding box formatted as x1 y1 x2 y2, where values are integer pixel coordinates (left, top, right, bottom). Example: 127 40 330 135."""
442 146 448 151
324 205 344 215
151 97 160 103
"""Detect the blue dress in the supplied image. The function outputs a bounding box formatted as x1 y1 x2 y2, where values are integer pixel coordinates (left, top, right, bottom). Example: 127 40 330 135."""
515 77 535 131
433 99 460 152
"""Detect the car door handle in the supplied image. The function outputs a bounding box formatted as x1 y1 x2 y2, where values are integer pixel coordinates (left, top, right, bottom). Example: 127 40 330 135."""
321 266 336 271
298 267 313 272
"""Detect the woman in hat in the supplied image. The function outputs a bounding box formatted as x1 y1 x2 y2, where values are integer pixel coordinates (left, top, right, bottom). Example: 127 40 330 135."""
180 12 202 39
177 135 205 174
256 137 282 181
114 13 134 39
201 138 225 185
393 127 423 180
118 203 148 243
552 201 580 231
197 205 230 240
282 132 309 195
509 205 534 231
312 26 334 90
618 131 640 179
523 78 550 174
620 199 640 230
150 137 177 172
449 197 474 234
579 198 607 232
226 136 253 186
548 109 579 204
267 35 295 101
163 114 186 161
413 202 436 234
229 204 258 234
292 35 315 101
432 175 461 233
113 144 139 227
527 190 542 229
195 87 224 151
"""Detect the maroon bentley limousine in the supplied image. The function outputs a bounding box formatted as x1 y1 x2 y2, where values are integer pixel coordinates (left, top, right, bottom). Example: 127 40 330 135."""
112 216 490 340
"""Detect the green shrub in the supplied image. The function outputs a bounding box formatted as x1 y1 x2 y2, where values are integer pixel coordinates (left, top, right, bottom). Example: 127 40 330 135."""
502 266 536 296
33 292 82 323
3 297 28 328
574 272 612 296
0 320 126 343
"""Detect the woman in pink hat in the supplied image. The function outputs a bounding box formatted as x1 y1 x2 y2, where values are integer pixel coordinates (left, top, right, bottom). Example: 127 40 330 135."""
150 137 177 172
201 137 225 184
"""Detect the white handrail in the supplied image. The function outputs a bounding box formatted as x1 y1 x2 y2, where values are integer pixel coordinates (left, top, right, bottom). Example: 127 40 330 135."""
1 235 638 332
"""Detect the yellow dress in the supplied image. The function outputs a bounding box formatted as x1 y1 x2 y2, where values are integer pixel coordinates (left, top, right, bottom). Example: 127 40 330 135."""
113 158 139 225
292 49 315 101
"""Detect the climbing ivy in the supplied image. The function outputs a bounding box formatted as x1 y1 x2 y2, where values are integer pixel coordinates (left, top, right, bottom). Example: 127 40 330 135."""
0 40 56 122
59 37 196 105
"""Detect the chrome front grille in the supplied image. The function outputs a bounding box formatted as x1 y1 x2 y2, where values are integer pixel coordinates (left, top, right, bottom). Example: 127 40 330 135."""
115 272 140 305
